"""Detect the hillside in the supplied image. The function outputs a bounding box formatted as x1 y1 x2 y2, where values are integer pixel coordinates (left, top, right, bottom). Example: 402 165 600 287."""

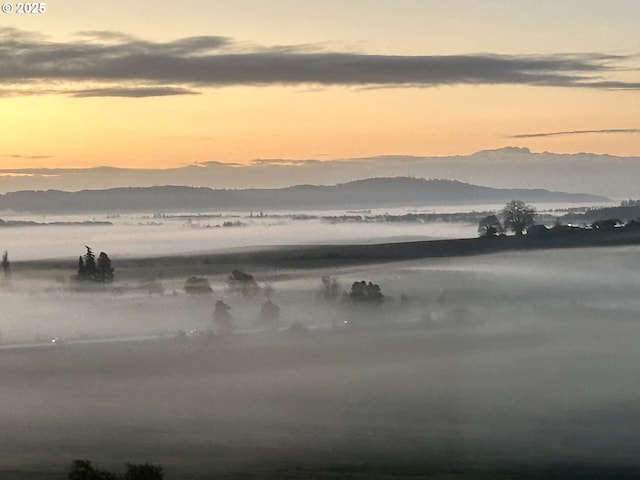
0 148 637 198
0 177 607 214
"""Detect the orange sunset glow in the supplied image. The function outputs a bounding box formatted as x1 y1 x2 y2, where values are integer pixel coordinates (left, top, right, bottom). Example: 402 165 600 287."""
1 1 639 171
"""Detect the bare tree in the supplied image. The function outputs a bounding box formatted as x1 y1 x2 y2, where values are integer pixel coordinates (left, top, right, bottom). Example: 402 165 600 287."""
502 200 536 236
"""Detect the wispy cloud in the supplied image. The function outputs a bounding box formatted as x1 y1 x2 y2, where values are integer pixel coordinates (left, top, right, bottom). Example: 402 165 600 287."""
0 27 638 98
1 154 55 159
73 30 140 43
511 128 640 139
252 159 323 166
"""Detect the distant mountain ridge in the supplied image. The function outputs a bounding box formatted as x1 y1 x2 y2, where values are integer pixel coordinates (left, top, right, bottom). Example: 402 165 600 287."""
0 147 636 197
0 177 607 214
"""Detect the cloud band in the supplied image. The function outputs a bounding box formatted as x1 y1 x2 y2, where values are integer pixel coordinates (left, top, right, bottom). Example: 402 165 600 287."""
512 128 640 139
1 27 638 98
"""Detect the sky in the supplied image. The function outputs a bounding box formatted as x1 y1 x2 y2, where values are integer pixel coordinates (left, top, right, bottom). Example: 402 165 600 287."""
1 0 639 170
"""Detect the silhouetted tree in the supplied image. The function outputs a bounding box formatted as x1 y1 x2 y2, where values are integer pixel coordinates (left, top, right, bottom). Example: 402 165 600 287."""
97 252 115 283
228 269 258 296
83 246 97 279
1 250 9 276
67 460 164 480
67 459 119 480
77 246 115 283
477 215 503 237
502 200 536 236
350 280 384 303
124 463 164 480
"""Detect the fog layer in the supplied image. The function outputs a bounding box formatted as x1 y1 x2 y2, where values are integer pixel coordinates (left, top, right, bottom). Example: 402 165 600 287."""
1 246 639 478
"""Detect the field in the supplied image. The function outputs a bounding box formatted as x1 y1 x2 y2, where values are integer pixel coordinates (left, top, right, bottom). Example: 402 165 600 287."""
1 245 640 478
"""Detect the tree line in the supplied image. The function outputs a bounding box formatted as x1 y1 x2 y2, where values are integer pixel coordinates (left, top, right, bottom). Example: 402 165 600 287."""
67 459 162 480
479 200 640 238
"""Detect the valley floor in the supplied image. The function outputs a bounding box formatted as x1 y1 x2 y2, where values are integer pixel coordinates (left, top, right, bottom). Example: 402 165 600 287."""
1 242 640 478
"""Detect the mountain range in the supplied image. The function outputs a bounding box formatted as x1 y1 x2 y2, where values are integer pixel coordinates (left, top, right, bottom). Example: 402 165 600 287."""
0 177 607 214
0 147 637 198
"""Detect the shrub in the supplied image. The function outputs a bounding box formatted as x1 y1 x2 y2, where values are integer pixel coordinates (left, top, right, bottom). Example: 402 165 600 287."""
184 276 213 294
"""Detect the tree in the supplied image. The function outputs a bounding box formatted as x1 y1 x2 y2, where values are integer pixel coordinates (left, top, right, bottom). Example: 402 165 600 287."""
66 460 164 480
97 252 115 283
67 459 119 480
228 269 259 296
502 200 536 236
477 215 503 237
77 246 114 283
349 280 384 304
83 246 97 279
1 250 9 276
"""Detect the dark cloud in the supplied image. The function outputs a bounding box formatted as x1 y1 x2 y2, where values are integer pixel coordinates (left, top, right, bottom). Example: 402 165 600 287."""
0 27 638 98
512 128 640 139
70 86 200 98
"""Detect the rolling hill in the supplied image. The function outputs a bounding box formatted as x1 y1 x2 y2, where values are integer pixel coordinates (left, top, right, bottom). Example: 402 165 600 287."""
0 177 607 214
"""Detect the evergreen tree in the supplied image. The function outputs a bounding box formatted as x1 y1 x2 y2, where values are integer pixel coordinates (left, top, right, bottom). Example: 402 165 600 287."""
83 246 97 280
97 252 114 283
76 246 114 283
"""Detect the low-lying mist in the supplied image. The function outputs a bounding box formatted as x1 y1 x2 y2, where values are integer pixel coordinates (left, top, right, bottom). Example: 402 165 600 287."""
1 245 640 478
0 213 479 262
